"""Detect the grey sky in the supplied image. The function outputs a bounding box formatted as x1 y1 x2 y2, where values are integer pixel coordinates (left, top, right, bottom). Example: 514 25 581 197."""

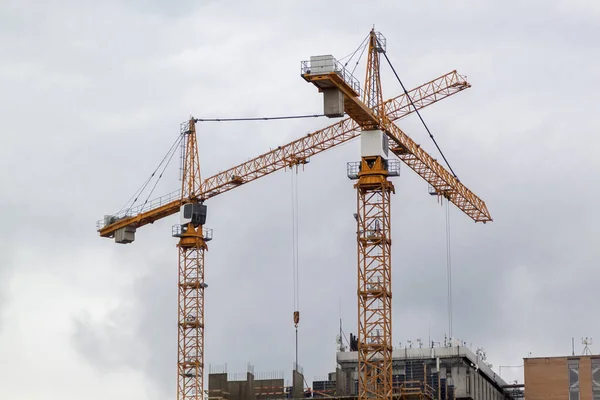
2 0 600 399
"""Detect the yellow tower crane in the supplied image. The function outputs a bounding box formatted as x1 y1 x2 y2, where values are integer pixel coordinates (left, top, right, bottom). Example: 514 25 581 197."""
97 34 480 400
301 30 491 400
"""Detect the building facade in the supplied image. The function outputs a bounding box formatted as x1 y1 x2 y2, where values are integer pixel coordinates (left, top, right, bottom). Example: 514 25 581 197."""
525 355 600 400
313 346 521 399
208 370 306 400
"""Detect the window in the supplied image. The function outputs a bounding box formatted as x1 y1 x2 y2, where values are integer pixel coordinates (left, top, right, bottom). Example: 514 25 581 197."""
568 359 580 400
592 358 600 400
466 373 471 395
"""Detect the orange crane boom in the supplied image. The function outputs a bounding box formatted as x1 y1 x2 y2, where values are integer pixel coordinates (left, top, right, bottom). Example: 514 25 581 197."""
97 70 473 239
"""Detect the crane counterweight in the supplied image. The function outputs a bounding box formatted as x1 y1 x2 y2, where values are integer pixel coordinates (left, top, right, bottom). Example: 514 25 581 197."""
114 225 136 244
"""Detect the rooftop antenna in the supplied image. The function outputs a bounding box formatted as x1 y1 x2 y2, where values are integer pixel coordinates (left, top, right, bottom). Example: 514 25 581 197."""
476 347 487 362
572 337 575 356
582 337 593 355
428 326 431 349
337 300 346 352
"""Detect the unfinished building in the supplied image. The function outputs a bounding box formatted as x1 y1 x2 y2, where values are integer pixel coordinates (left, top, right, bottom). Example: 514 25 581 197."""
208 368 307 400
208 344 524 400
312 345 522 400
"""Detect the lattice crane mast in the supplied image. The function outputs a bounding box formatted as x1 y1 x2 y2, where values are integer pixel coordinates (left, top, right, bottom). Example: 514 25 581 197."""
300 30 491 400
96 44 477 400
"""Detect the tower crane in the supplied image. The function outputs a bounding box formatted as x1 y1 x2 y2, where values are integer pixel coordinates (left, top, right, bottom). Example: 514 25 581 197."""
96 32 483 400
301 30 491 400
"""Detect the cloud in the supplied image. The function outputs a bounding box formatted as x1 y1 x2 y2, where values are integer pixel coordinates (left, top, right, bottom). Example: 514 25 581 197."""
2 1 600 399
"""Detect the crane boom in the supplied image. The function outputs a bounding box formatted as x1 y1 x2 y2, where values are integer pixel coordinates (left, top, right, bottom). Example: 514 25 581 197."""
97 70 471 238
386 121 491 222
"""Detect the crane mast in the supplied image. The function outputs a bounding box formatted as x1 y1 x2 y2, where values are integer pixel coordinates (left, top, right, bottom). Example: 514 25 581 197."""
175 119 210 400
354 31 394 400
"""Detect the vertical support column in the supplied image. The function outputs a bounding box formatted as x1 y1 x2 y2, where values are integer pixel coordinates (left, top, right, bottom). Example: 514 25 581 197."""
178 225 208 399
355 156 394 400
177 117 206 400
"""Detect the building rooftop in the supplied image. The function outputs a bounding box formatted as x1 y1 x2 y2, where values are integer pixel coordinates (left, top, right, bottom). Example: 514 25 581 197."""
338 345 509 386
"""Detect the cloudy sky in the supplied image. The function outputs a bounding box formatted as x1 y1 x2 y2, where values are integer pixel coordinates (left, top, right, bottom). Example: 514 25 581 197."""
2 0 600 398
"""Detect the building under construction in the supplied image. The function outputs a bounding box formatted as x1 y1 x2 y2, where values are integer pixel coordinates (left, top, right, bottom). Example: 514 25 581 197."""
208 367 308 400
331 345 522 399
208 342 525 400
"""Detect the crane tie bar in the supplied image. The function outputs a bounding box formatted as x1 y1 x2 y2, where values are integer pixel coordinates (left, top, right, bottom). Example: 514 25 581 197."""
194 114 327 122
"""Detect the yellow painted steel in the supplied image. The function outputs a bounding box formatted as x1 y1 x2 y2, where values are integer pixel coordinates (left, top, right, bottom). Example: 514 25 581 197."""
355 156 394 400
177 224 207 400
177 119 206 400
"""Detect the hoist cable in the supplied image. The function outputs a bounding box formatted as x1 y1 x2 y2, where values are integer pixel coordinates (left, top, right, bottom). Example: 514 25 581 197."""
291 169 300 313
382 51 459 179
291 167 301 388
294 170 299 310
445 200 453 338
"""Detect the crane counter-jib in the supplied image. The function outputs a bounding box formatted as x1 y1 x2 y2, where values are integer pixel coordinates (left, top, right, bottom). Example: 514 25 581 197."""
98 199 182 238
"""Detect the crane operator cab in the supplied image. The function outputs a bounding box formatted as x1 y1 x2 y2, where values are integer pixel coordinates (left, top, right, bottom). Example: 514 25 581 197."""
172 202 213 240
180 202 207 227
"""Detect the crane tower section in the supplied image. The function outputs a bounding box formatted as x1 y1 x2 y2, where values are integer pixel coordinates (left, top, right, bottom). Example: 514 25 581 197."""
174 119 212 400
303 30 397 400
349 127 398 400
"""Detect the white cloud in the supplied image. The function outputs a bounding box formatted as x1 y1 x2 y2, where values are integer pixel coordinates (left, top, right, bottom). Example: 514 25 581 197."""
2 1 600 399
